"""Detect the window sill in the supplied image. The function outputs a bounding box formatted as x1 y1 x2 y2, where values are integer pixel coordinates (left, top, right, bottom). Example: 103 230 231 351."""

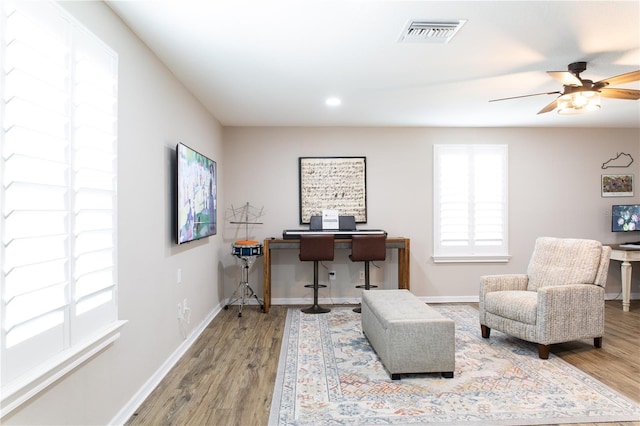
432 255 511 263
1 320 127 419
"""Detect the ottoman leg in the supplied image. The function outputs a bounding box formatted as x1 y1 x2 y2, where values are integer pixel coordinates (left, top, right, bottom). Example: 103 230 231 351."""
442 372 454 379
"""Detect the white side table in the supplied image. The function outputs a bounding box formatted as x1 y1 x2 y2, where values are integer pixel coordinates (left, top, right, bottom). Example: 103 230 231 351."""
608 245 640 312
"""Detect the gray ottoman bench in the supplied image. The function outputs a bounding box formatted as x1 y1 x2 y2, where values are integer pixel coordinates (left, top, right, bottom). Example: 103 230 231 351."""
361 289 455 380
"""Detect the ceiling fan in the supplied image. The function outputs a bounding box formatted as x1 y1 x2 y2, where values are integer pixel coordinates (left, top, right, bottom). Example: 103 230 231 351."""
489 62 640 115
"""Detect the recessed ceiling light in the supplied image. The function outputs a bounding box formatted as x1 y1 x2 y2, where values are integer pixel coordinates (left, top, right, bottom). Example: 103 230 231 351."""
325 97 341 107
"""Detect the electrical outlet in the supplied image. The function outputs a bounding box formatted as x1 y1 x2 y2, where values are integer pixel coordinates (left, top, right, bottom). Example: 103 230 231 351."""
177 268 182 284
183 299 191 324
359 271 365 280
329 270 336 280
178 299 191 324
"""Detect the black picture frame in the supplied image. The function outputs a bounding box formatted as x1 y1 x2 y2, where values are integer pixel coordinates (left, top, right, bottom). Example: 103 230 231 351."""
298 156 367 224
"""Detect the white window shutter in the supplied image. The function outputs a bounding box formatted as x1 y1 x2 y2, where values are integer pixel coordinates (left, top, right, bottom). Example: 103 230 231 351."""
433 144 509 262
1 0 120 405
2 2 73 377
71 20 118 340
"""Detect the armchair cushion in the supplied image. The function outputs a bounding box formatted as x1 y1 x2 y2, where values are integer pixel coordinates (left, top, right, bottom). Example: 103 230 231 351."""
527 237 603 291
484 291 537 325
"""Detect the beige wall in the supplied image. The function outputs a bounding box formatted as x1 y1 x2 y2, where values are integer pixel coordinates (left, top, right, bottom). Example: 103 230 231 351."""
4 2 224 425
222 127 640 303
4 2 638 425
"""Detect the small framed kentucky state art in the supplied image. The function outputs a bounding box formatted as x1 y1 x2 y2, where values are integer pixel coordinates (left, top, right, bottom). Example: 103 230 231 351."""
299 156 367 224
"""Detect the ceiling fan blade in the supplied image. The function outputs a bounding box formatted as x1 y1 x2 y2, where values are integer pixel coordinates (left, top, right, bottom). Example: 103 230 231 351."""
489 91 560 102
596 70 640 87
537 98 559 114
547 71 582 86
600 88 640 100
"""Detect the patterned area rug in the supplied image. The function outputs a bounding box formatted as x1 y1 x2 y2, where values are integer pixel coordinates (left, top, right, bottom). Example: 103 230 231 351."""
269 305 640 425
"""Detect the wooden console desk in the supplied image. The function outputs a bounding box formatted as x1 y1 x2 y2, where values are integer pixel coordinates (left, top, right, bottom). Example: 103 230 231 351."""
262 237 410 313
608 244 640 312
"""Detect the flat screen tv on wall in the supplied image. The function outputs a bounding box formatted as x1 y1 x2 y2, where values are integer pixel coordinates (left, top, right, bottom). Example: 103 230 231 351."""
176 142 217 244
611 204 640 232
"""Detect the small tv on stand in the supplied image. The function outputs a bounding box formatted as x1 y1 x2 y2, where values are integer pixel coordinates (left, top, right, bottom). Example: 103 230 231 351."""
611 204 640 232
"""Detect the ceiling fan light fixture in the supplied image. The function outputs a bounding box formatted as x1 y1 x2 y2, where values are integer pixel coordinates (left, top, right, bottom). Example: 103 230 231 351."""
557 90 601 114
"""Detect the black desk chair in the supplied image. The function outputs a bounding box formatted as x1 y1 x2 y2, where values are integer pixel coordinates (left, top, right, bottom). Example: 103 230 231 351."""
299 234 335 314
350 234 386 313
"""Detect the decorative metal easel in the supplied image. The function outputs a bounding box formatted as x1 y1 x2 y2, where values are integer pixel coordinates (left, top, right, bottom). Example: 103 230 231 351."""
225 202 265 317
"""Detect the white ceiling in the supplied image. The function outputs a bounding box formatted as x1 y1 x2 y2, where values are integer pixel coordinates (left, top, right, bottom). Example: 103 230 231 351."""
106 0 640 128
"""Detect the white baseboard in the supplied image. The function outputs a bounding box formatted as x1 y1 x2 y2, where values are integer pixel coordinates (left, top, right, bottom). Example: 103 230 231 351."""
605 291 640 302
109 305 222 426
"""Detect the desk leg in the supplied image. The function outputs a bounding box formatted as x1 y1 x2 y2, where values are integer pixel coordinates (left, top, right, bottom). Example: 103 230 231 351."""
621 260 631 312
398 239 410 290
263 240 271 314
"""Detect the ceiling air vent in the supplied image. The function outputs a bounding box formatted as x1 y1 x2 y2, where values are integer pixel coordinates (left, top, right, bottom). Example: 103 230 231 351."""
399 20 467 44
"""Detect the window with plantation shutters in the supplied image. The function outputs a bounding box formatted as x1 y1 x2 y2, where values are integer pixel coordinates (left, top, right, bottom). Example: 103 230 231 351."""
433 144 510 262
1 0 125 416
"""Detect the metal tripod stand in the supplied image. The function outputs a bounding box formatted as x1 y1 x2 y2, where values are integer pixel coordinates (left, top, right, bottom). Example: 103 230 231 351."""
225 254 264 317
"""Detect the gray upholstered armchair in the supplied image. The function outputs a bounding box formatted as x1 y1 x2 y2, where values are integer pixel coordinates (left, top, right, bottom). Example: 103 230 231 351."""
479 237 611 359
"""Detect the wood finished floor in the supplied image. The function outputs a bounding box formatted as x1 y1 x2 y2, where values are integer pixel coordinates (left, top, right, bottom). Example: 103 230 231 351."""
126 300 640 426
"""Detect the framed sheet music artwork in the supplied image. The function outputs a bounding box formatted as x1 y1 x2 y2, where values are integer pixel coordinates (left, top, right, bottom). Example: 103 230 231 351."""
299 156 367 224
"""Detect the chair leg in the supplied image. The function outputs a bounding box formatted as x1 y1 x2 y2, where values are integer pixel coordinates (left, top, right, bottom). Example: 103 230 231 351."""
363 261 371 290
480 324 491 338
594 337 602 348
302 261 330 314
537 344 551 359
353 261 370 313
